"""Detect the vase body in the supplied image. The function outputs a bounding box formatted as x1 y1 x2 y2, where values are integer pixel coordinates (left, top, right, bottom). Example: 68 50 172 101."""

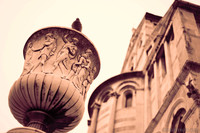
8 27 100 133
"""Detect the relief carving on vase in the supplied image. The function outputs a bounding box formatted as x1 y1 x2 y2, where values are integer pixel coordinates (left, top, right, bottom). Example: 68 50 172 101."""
68 49 93 96
22 27 100 98
52 34 78 74
9 26 100 133
22 33 57 74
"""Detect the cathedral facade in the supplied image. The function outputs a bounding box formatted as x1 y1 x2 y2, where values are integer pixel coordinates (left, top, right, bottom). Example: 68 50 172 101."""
87 1 200 133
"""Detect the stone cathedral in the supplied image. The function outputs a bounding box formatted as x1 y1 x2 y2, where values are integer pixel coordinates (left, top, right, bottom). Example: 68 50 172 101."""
87 1 200 133
6 0 200 133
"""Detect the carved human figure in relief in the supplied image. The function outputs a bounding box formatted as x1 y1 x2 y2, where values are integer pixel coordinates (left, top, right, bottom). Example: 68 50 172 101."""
52 34 78 74
82 66 97 100
66 49 93 94
84 66 96 89
21 42 34 75
31 33 57 73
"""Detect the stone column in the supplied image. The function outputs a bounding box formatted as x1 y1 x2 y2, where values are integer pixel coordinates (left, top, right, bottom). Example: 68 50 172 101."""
144 72 151 130
154 61 160 110
89 103 100 133
108 92 119 133
164 41 173 86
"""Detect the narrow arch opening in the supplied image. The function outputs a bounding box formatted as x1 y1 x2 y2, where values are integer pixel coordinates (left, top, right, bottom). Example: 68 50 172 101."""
102 95 110 103
170 108 186 133
125 92 132 108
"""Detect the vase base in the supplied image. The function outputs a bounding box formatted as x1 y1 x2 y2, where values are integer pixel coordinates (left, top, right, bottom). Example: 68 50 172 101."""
7 127 45 133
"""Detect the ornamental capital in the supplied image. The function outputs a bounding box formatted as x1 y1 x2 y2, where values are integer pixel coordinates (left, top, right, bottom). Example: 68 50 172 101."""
110 92 120 98
91 102 101 109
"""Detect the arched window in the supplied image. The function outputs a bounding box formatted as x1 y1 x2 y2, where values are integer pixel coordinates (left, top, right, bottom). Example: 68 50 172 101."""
170 108 186 133
125 92 132 108
100 90 111 103
102 95 110 103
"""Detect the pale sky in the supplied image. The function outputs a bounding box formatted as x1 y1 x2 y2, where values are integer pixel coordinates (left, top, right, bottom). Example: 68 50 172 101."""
0 0 200 133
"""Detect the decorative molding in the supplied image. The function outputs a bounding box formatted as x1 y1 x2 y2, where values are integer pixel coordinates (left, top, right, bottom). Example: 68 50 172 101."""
181 102 198 123
165 97 186 130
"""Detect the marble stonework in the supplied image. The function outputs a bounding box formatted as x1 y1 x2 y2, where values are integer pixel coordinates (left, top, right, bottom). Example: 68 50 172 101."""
8 27 100 133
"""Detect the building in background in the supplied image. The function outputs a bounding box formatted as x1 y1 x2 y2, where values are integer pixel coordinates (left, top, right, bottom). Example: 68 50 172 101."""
87 0 200 132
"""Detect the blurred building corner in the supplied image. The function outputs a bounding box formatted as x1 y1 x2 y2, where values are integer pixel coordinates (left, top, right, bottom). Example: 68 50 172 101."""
87 0 200 133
